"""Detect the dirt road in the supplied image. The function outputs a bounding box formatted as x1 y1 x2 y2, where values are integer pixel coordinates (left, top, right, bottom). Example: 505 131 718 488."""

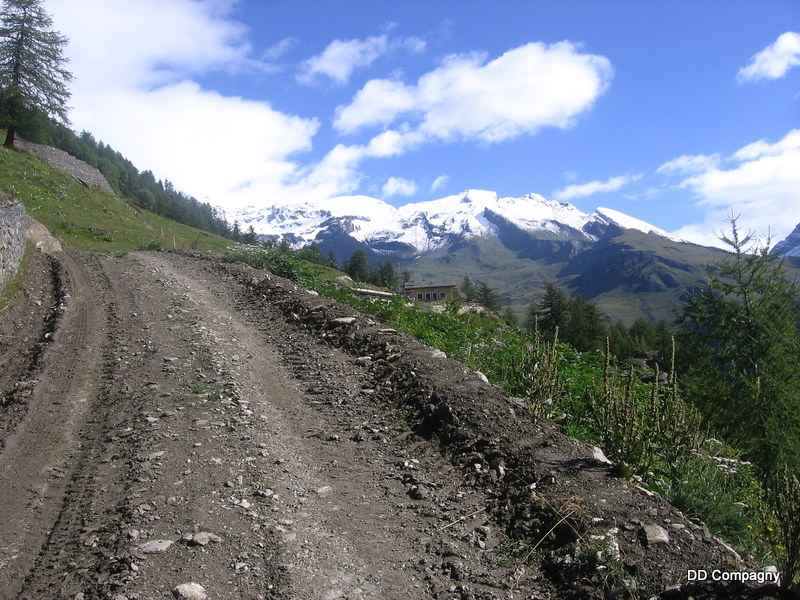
0 249 782 600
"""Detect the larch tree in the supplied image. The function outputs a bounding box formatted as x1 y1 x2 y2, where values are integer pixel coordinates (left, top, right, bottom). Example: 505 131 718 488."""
0 0 71 148
676 217 800 478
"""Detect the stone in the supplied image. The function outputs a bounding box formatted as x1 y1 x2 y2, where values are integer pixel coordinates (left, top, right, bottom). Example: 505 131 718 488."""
591 446 613 465
172 582 207 599
639 524 669 546
139 539 174 553
181 532 222 546
331 317 357 326
408 485 427 500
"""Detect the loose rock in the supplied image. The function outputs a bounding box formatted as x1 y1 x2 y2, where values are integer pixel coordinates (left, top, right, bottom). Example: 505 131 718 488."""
172 582 207 600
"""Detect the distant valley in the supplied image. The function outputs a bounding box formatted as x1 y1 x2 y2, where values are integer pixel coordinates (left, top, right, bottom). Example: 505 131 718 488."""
232 189 785 324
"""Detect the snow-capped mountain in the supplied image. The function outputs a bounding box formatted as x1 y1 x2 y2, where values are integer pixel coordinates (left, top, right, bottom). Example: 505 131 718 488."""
773 223 800 257
232 189 677 256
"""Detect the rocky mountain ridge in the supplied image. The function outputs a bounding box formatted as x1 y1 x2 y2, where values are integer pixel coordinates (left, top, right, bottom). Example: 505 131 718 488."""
231 189 678 258
774 222 800 258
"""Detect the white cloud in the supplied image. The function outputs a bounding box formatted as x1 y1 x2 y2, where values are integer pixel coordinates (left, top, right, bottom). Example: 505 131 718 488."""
36 3 611 214
299 35 390 85
656 153 720 175
732 129 800 160
298 34 426 86
47 0 258 90
334 41 613 144
431 175 449 191
668 129 800 246
94 82 319 201
262 37 297 62
737 32 800 83
334 79 418 133
382 177 418 198
554 174 640 201
43 0 322 209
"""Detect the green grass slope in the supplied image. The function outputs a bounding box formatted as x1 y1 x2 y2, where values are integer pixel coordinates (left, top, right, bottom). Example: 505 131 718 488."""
0 146 231 254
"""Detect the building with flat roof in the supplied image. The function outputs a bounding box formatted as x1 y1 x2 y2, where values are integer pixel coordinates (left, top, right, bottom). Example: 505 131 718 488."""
404 282 457 302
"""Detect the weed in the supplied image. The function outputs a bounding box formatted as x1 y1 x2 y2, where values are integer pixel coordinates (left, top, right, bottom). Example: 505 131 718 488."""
166 312 198 326
137 239 162 251
197 352 214 368
392 408 409 427
0 241 34 311
163 296 188 309
762 466 800 590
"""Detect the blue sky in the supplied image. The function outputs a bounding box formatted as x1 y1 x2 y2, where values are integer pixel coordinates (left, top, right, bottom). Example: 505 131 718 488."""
45 0 800 247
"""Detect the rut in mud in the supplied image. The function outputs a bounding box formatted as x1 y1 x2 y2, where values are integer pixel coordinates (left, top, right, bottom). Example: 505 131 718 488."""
0 248 789 600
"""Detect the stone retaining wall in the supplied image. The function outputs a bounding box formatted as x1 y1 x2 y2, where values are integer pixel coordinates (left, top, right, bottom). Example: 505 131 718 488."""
0 196 28 291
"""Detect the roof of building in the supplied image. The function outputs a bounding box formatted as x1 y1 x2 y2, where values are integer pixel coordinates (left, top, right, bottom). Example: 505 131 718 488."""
404 282 457 290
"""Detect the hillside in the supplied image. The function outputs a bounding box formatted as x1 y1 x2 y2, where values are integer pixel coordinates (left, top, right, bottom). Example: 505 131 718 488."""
0 142 232 254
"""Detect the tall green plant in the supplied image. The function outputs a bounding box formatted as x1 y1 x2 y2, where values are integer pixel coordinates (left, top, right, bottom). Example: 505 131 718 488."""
676 217 800 478
763 467 800 591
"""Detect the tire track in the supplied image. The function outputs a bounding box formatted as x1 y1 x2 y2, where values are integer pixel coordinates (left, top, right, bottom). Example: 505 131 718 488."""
0 250 111 599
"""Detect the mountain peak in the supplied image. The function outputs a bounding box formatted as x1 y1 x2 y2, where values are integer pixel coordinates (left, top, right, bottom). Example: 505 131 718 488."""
231 190 674 254
773 222 800 257
594 207 678 241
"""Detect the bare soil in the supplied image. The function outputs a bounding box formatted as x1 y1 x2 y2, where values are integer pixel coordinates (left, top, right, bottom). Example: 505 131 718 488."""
0 248 792 599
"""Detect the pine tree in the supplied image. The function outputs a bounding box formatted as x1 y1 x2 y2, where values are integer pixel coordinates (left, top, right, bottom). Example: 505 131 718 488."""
501 307 518 327
377 261 398 289
608 319 635 358
564 294 605 352
535 282 570 341
242 225 259 245
677 217 800 477
476 282 501 312
461 275 477 302
0 0 72 148
628 317 657 353
344 249 371 282
654 319 672 366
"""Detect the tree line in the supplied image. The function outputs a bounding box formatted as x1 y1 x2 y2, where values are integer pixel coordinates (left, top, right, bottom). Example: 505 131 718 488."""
528 280 673 359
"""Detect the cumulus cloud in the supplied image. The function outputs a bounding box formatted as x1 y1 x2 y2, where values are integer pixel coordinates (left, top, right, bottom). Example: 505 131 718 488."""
298 34 426 85
554 174 640 201
334 41 613 145
44 0 322 208
737 31 800 83
299 35 390 85
382 177 418 198
47 0 258 91
37 2 613 213
95 82 318 201
669 129 800 246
